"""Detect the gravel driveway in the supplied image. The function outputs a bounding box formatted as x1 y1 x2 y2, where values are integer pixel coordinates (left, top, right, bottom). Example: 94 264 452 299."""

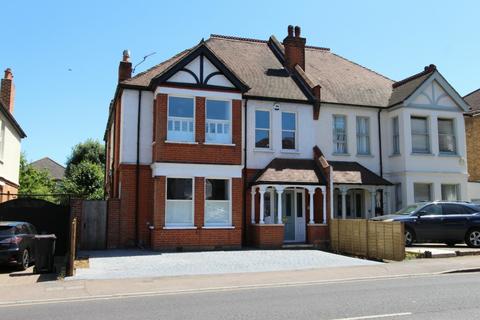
70 249 379 280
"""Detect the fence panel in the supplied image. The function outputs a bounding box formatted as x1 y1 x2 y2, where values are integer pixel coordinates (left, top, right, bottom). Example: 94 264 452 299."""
330 219 405 261
80 200 107 250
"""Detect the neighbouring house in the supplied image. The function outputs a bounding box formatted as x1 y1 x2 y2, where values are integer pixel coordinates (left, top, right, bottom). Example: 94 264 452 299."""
31 157 66 183
0 68 26 202
464 89 480 202
104 26 470 250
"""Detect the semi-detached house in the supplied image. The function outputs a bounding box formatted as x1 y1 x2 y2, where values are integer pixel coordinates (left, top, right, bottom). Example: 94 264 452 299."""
104 26 470 250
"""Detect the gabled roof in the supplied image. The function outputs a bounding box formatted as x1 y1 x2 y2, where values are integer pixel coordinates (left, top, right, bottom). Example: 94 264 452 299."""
30 157 65 181
0 100 26 138
388 65 436 107
253 158 327 186
464 88 480 112
330 161 392 186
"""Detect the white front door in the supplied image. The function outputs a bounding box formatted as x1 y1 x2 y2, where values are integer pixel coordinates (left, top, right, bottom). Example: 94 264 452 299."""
283 189 306 243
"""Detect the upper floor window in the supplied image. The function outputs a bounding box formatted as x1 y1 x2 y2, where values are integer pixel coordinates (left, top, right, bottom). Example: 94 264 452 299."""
282 112 296 150
206 100 231 144
438 119 456 154
166 178 194 227
356 116 370 155
333 115 347 154
411 116 429 153
167 96 194 142
255 110 270 149
392 116 400 155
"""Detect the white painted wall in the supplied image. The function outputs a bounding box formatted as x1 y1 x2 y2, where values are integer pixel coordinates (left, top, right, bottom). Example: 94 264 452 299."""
120 89 154 165
0 112 21 185
468 182 480 203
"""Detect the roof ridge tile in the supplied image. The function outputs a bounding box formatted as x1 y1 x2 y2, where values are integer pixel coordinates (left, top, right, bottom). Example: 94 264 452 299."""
392 64 436 88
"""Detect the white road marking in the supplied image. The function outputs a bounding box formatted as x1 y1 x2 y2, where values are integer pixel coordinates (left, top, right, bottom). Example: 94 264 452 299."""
331 313 412 320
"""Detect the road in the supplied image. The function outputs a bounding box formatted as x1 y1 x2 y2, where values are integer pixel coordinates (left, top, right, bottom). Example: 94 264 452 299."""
1 272 479 320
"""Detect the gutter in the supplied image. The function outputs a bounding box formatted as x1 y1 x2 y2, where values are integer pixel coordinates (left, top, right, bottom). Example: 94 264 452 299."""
135 90 142 247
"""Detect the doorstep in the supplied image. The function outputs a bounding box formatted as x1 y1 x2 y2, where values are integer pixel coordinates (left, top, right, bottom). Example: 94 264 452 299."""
282 243 314 249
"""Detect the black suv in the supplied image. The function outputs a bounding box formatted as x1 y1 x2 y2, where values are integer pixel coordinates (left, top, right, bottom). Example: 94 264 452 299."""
371 201 480 247
0 221 37 270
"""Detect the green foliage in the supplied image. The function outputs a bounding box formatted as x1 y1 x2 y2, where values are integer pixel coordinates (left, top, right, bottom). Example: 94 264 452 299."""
65 139 105 176
60 161 104 200
18 153 57 197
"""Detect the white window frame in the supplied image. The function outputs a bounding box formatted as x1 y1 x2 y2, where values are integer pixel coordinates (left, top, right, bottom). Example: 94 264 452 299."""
281 111 297 151
438 118 457 154
167 95 195 143
392 116 400 155
356 116 370 155
205 99 232 145
254 109 272 150
413 183 432 203
165 177 195 228
204 178 232 227
333 115 348 154
411 116 430 154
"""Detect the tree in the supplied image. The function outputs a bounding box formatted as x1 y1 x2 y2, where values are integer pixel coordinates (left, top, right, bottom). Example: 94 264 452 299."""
65 139 105 176
60 161 104 200
18 153 56 196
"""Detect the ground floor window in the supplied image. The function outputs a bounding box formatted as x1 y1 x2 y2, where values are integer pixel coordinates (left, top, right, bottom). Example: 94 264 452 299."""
414 183 432 203
205 179 231 226
166 178 194 227
441 184 459 201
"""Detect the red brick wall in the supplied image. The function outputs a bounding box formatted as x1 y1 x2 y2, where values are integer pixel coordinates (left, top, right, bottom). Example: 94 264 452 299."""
153 94 242 164
107 198 121 248
151 176 243 250
251 224 284 249
307 224 329 248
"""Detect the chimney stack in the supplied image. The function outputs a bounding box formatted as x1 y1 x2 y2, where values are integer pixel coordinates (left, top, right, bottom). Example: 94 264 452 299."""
0 68 15 113
283 25 306 70
118 49 132 82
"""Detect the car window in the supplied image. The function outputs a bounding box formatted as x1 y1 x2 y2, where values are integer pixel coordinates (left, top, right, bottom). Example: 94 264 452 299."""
420 204 442 215
0 226 14 236
28 224 37 234
441 204 461 215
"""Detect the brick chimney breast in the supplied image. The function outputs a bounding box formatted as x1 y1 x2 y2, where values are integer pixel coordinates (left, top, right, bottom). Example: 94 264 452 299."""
118 49 132 82
283 25 306 71
0 68 15 113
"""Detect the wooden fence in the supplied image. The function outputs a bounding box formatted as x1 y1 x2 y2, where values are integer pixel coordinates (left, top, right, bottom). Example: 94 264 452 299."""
330 219 405 261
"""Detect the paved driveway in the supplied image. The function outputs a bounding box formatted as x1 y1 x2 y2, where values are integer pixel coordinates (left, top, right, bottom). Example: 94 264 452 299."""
71 249 379 280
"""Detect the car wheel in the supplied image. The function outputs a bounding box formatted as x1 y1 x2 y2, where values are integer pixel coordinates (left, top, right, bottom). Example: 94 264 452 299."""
466 229 480 248
18 250 29 271
405 228 415 247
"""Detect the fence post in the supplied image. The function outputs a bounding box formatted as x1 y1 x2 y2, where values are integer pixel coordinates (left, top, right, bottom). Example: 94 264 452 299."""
67 218 77 277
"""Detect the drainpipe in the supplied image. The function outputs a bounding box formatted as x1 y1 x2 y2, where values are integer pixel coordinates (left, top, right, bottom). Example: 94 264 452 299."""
378 109 383 177
242 99 248 245
135 90 142 247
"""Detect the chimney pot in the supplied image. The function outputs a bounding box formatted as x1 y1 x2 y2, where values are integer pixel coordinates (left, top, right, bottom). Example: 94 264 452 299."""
294 26 301 37
1 68 15 113
122 49 131 62
4 68 13 80
287 25 294 37
118 50 132 82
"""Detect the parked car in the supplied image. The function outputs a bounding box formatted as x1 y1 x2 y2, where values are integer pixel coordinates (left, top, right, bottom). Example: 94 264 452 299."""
0 221 37 270
371 201 480 248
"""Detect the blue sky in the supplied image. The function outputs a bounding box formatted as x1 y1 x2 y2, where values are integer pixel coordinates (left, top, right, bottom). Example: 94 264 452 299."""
2 0 479 165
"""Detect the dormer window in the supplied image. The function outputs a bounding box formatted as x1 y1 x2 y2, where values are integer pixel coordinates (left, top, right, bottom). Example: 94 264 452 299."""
206 99 231 144
167 96 194 142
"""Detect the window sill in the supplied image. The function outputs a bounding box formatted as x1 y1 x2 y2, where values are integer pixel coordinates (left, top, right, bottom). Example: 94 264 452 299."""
438 153 459 158
280 149 300 154
356 153 374 158
163 226 197 230
332 152 351 156
202 226 235 229
165 140 198 145
410 152 434 156
254 148 275 153
203 142 236 147
389 153 401 158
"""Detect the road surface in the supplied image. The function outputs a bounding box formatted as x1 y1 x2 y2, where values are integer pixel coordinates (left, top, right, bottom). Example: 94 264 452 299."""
2 272 479 319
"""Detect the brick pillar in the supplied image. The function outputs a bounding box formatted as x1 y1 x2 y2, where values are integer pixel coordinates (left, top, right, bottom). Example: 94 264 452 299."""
196 97 206 143
195 177 205 228
232 99 242 146
155 94 168 160
107 198 121 248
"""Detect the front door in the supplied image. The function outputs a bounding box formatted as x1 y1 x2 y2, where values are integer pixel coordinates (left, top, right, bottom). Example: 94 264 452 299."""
283 189 306 242
350 190 363 218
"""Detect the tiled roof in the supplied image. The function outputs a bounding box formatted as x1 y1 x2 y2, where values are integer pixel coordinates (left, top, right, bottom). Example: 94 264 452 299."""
329 161 392 186
0 99 26 138
388 65 436 107
30 157 65 181
464 88 480 112
254 158 327 185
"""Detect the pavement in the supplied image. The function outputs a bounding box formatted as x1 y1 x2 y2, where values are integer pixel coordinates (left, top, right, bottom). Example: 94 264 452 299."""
1 264 480 319
71 249 380 280
407 243 480 258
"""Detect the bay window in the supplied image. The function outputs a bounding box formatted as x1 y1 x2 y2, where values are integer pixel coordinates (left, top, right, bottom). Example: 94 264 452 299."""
441 184 459 201
356 116 370 155
206 100 231 144
167 96 194 142
166 178 193 227
411 116 430 153
438 119 456 154
205 179 231 226
414 183 432 203
255 110 270 148
333 115 347 154
282 112 296 150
